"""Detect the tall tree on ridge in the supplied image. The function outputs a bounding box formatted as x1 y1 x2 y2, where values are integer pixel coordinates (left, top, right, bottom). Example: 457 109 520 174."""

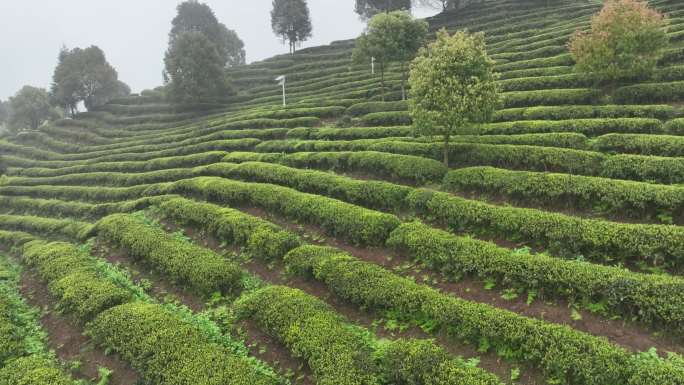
8 86 59 132
170 0 246 67
164 31 229 103
355 0 412 19
50 46 121 114
271 0 313 54
353 11 429 101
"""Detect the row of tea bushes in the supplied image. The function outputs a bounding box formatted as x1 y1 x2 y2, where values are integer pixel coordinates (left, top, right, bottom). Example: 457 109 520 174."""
94 213 244 295
0 254 79 385
283 245 684 385
444 166 684 222
16 238 282 385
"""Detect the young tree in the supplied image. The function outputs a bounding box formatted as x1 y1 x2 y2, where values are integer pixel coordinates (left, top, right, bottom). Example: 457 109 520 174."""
0 100 8 127
569 0 668 84
51 46 121 113
355 0 412 19
170 0 246 67
409 29 500 166
164 31 229 103
352 11 429 100
219 24 247 66
7 86 59 132
271 0 313 54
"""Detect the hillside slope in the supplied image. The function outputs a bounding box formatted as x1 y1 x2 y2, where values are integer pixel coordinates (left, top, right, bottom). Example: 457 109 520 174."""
2 1 684 385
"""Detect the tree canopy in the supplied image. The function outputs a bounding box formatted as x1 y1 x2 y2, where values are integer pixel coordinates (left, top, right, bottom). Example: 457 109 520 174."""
0 100 8 128
353 11 429 100
271 0 313 54
164 31 229 103
171 0 246 67
569 0 669 83
50 46 123 114
409 29 500 165
355 0 412 19
7 86 59 133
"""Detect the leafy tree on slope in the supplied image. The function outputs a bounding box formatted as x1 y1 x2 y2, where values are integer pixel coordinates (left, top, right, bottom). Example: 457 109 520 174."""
164 31 229 103
355 0 412 19
409 29 500 166
569 0 669 84
353 11 428 101
271 0 313 54
170 0 246 67
50 46 121 114
7 86 59 132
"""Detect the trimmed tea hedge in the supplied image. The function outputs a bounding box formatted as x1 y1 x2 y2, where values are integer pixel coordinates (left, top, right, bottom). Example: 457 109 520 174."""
0 256 78 385
95 214 244 295
407 189 684 269
594 133 684 157
613 81 684 104
283 245 684 385
501 88 602 108
235 285 381 385
492 105 674 122
89 301 280 385
481 118 664 136
387 222 684 333
443 167 684 222
155 197 301 261
601 154 684 184
22 240 132 321
171 177 401 246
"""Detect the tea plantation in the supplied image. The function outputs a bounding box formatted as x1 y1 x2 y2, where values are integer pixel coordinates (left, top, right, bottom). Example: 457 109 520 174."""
2 0 684 384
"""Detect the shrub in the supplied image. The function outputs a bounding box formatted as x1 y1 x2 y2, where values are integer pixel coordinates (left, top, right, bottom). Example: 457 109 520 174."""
22 241 132 321
666 118 684 135
387 221 684 333
171 177 401 246
501 88 602 108
444 166 684 222
377 339 503 385
492 105 674 122
480 118 663 136
407 189 684 270
498 73 593 92
88 302 280 385
286 126 413 140
613 81 684 103
355 111 412 126
234 285 381 385
594 133 684 157
155 197 301 261
0 356 76 385
410 29 500 165
0 215 93 240
346 101 408 116
94 214 244 295
600 154 684 184
569 0 669 82
283 245 682 385
211 162 413 210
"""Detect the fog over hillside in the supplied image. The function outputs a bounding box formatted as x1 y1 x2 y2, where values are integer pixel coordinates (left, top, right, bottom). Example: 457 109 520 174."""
0 0 437 99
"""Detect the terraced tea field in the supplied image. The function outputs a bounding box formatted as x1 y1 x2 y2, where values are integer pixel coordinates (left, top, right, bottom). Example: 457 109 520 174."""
2 0 684 384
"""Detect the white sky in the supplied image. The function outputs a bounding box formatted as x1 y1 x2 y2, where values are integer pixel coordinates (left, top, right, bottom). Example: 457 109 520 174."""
0 1 438 100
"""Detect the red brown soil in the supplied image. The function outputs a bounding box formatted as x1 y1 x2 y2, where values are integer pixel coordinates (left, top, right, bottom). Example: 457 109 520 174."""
167 210 545 384
98 218 314 384
91 239 206 312
18 269 140 385
240 206 684 356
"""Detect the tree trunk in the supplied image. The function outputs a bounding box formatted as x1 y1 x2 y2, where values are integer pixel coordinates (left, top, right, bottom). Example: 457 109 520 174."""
400 62 407 101
380 62 386 102
443 133 450 166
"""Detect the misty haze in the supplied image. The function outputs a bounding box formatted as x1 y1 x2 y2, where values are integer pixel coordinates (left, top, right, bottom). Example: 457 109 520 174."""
1 1 684 385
